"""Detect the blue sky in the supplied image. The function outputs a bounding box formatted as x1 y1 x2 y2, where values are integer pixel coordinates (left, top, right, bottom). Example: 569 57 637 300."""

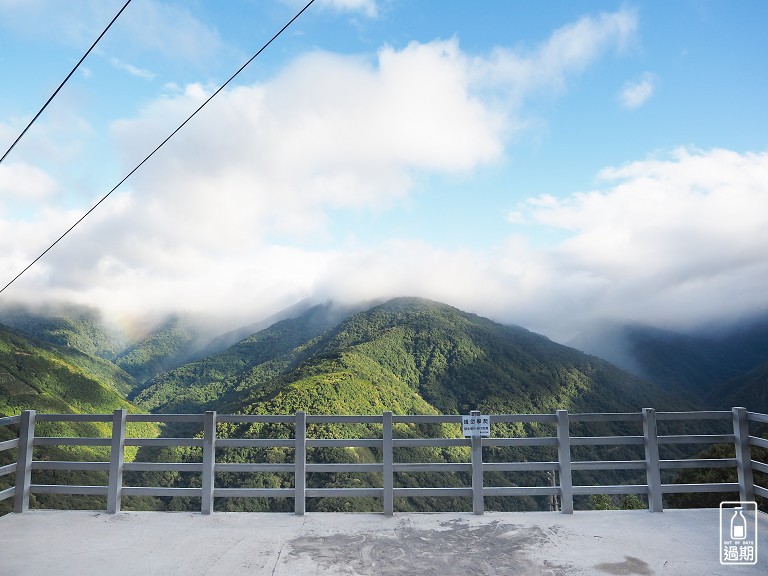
1 0 767 341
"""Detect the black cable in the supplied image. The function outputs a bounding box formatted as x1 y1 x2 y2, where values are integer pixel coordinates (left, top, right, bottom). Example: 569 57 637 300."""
0 0 133 166
1 0 317 295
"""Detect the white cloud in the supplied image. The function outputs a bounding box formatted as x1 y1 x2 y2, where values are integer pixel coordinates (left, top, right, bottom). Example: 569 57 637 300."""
619 72 657 109
109 57 156 81
0 8 661 338
521 147 768 333
317 0 378 18
0 162 59 202
0 0 224 67
115 0 224 66
474 8 637 100
108 40 508 246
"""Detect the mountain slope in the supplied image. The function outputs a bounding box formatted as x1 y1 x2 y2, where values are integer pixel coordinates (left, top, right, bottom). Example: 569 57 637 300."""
0 303 126 360
568 321 761 400
138 297 690 417
114 315 208 384
0 324 140 416
132 303 356 412
0 324 160 516
705 360 768 412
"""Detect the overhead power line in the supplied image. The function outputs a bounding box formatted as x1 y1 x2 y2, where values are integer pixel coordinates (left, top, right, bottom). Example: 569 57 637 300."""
0 0 133 166
1 0 317 295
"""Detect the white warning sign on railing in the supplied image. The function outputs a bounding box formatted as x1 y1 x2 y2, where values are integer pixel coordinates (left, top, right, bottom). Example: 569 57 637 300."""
461 415 490 437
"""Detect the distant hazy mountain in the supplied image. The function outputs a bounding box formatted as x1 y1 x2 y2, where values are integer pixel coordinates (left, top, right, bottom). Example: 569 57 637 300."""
705 360 768 412
113 314 212 384
568 319 768 402
135 297 689 416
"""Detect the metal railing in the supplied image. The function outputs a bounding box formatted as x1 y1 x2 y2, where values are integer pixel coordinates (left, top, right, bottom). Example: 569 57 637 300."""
1 408 766 515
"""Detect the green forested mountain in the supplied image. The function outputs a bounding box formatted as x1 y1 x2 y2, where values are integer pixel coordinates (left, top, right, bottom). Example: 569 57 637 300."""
0 323 140 413
131 303 357 412
137 297 688 417
114 315 207 384
128 298 696 513
0 303 126 360
0 324 157 514
2 297 755 514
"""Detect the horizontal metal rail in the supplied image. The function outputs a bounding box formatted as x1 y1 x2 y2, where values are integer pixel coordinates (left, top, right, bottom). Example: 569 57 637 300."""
750 436 768 450
35 414 111 423
0 438 19 451
747 412 768 424
658 434 735 445
30 461 110 472
215 463 294 473
3 407 765 517
33 437 111 446
660 458 737 469
482 437 558 447
392 415 460 424
30 484 108 496
570 435 645 446
484 486 559 497
656 411 731 421
0 415 20 426
483 461 557 472
572 484 649 496
661 483 739 494
126 414 204 423
570 413 642 423
216 438 294 448
571 460 646 471
216 414 294 424
213 487 293 498
489 414 558 424
307 415 382 424
123 462 203 473
121 487 202 497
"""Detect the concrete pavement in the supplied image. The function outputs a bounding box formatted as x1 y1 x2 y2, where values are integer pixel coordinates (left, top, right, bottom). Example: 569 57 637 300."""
0 509 765 575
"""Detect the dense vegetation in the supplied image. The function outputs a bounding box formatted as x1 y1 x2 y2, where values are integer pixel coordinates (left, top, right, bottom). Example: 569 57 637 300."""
0 324 157 515
124 298 697 513
115 315 203 383
138 298 688 417
0 303 125 360
2 297 766 514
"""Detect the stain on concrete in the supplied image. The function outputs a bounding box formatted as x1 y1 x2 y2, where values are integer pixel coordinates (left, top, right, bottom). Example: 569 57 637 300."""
594 556 653 575
286 520 572 575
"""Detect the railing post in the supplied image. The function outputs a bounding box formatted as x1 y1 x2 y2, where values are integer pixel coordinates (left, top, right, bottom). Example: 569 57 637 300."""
107 409 127 514
295 411 306 516
201 411 217 514
471 410 484 515
642 408 663 512
732 407 755 503
13 410 36 513
383 411 394 516
556 410 573 514
643 408 664 512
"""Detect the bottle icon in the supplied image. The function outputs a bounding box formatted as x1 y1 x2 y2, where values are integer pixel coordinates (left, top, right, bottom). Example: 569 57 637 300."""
730 508 747 540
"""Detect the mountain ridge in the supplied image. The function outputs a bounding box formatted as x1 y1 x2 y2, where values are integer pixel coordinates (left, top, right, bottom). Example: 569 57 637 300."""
136 297 693 418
